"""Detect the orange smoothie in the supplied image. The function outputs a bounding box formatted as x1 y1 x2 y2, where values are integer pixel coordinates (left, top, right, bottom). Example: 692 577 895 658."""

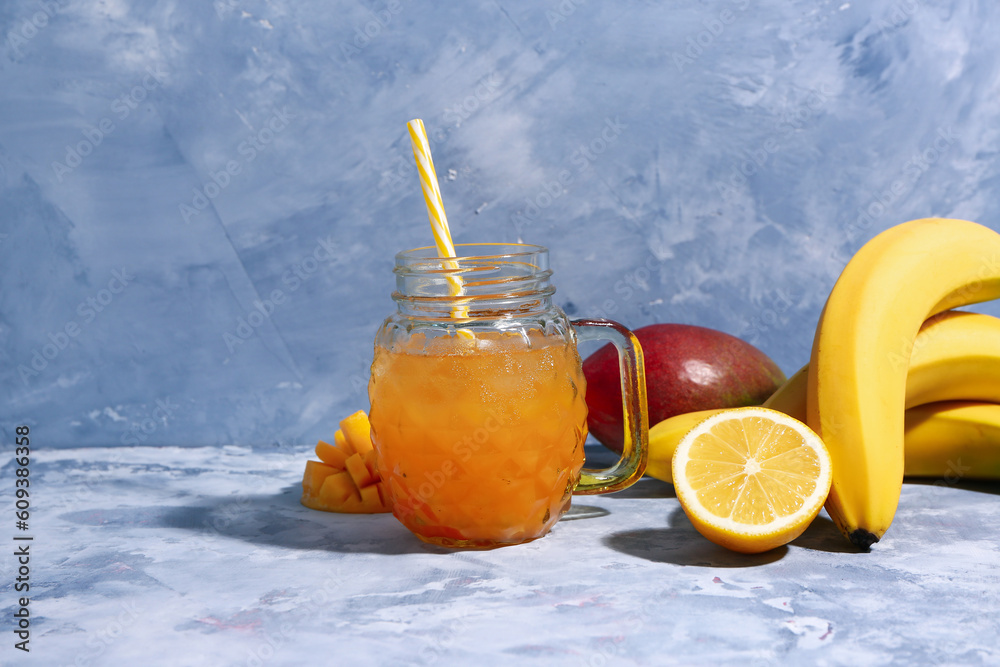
368 331 589 548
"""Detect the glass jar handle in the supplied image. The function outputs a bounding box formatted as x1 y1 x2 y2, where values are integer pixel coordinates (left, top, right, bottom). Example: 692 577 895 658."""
571 318 649 495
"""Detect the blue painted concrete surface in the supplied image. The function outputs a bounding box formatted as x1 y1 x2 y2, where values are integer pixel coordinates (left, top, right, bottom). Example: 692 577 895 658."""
1 0 999 447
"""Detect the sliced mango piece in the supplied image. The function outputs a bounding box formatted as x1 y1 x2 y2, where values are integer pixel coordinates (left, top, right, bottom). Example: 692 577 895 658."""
359 483 382 508
334 429 352 455
303 459 337 489
316 439 349 468
300 460 338 511
344 452 375 489
319 471 358 504
340 410 374 456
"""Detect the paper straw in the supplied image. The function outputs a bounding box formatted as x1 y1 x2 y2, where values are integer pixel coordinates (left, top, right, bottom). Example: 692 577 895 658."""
407 119 470 321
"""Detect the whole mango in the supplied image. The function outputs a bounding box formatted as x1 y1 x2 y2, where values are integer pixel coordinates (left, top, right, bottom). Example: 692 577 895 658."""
583 323 787 453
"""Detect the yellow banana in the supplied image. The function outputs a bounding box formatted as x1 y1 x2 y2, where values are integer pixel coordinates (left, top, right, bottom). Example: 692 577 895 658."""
646 409 721 483
904 311 1000 407
648 400 1000 484
768 310 1000 419
760 364 808 419
903 401 1000 480
808 218 1000 549
647 310 1000 484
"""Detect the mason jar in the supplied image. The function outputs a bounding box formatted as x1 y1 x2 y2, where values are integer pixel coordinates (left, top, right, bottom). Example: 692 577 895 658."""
369 243 648 548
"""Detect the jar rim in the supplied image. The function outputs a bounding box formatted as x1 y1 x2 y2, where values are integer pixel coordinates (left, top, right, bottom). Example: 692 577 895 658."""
395 242 547 264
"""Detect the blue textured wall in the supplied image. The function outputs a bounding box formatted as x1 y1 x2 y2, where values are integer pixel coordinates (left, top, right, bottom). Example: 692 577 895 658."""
2 0 999 448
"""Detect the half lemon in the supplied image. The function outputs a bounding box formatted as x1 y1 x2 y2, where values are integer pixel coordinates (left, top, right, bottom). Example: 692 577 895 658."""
671 407 833 553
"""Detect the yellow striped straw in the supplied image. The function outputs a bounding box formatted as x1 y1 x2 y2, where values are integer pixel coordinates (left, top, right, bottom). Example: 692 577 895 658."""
406 118 470 323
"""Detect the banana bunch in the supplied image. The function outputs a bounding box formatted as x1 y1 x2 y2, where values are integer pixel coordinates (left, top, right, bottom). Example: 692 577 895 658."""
648 218 1000 550
810 218 1000 548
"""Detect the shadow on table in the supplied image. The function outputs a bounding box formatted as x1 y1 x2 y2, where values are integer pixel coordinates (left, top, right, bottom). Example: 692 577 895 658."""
788 514 862 553
603 506 788 567
904 478 1000 495
603 503 865 564
58 486 617 556
58 485 437 555
599 475 675 499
